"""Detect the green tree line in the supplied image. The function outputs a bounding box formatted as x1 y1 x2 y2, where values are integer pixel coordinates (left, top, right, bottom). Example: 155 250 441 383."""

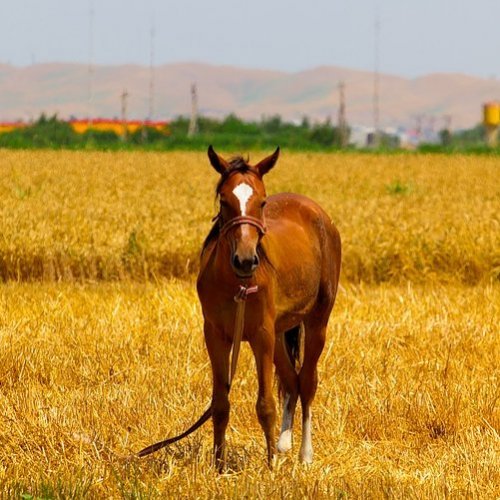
0 114 349 151
0 113 498 153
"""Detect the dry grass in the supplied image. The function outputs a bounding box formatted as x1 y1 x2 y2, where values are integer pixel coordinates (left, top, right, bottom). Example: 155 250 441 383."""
0 150 499 498
0 281 498 498
0 150 498 284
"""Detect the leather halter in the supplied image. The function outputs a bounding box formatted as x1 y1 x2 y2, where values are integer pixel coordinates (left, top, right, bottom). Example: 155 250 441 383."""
220 215 267 237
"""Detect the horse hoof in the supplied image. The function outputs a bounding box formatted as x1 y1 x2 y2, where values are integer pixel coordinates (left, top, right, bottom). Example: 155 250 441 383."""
299 448 313 464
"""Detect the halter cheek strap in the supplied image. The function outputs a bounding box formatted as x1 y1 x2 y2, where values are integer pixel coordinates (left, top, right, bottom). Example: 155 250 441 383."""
220 215 267 237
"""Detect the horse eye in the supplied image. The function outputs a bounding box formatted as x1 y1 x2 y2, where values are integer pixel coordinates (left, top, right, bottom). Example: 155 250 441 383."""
261 200 267 208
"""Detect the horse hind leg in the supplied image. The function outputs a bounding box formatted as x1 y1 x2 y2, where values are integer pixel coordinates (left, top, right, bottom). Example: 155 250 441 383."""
298 319 327 464
275 325 301 453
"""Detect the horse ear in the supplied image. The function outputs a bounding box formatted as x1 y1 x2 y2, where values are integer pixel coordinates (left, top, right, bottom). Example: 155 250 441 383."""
254 147 280 177
207 145 229 174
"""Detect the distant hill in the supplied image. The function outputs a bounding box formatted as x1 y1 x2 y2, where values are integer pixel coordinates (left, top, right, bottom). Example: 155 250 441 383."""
0 62 498 129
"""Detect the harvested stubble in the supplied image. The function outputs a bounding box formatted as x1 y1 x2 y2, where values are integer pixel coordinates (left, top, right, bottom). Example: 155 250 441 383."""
0 150 498 284
0 150 499 498
0 281 498 497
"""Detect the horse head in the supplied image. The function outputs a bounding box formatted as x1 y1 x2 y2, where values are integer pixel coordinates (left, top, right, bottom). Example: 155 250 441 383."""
208 145 280 278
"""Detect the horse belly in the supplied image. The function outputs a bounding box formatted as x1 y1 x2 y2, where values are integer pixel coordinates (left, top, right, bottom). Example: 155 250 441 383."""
272 243 321 331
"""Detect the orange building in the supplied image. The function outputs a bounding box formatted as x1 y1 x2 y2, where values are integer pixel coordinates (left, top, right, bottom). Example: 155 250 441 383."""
0 121 28 133
70 119 169 135
0 119 169 135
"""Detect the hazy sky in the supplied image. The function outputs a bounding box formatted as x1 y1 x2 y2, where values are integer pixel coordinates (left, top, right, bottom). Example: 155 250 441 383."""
1 0 499 78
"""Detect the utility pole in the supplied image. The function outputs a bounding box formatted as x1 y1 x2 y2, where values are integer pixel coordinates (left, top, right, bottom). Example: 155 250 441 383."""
443 114 452 131
143 21 155 142
428 115 436 134
440 114 453 146
87 0 95 130
415 114 423 143
121 89 129 141
188 83 199 138
148 22 155 123
373 8 381 147
337 81 348 148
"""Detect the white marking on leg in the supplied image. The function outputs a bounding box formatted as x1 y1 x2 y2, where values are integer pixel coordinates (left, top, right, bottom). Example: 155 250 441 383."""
277 393 293 453
300 408 313 464
232 183 253 215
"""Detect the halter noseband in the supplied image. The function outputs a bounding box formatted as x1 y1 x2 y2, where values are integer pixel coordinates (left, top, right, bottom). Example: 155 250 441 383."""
220 215 267 237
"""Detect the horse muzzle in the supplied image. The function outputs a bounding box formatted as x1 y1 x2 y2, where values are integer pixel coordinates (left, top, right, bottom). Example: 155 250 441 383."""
222 215 265 278
231 252 260 278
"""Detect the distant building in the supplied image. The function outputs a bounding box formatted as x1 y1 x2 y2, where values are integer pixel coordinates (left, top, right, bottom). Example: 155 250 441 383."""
0 121 27 134
0 119 169 135
69 119 168 136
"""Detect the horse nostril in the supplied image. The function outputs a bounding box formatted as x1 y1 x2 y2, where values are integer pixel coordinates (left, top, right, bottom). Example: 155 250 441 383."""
231 253 258 276
232 254 242 270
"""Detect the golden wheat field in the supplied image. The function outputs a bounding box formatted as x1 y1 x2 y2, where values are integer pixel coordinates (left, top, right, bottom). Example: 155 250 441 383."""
0 150 499 498
1 150 498 284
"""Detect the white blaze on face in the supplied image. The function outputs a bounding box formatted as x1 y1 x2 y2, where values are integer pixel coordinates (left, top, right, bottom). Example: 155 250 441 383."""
232 182 253 216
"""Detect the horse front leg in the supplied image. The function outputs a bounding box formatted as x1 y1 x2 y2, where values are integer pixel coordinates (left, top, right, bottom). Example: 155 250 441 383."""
204 322 231 472
250 322 277 466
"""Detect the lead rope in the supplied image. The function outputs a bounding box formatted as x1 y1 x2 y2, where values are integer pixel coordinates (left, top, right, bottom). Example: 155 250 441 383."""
137 283 258 458
229 284 258 386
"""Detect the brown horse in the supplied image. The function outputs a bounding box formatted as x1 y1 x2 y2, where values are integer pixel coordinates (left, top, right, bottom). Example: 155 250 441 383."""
138 147 341 467
197 146 341 468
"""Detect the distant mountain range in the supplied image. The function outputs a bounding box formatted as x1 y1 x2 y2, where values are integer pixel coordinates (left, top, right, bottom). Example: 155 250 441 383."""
0 62 498 129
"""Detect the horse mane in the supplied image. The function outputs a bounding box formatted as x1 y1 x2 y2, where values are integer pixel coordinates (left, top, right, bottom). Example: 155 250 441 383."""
202 219 221 252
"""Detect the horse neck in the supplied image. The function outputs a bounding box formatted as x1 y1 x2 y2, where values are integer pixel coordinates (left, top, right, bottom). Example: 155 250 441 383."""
213 237 236 281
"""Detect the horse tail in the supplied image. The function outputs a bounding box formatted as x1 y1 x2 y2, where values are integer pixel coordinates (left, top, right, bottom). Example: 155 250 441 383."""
284 324 303 371
137 405 212 458
278 324 303 400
